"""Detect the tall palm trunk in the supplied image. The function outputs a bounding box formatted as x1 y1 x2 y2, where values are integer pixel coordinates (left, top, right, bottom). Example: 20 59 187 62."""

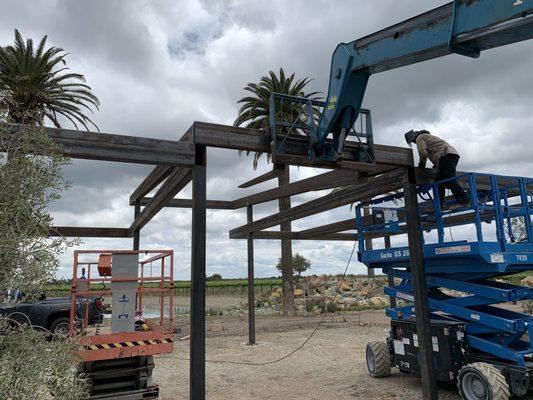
277 164 296 316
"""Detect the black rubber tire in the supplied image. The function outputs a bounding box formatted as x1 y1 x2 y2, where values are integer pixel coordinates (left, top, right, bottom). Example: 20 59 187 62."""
49 316 70 338
366 341 391 378
458 362 510 400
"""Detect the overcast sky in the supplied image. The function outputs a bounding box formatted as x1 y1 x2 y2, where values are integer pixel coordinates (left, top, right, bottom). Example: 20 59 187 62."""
2 0 532 279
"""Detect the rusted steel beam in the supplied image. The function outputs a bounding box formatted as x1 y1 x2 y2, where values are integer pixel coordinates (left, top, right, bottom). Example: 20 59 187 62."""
130 168 193 233
139 197 235 210
49 226 131 238
244 231 358 241
130 166 173 205
190 144 207 400
5 124 196 166
403 167 437 400
246 205 256 345
238 164 284 188
232 169 359 208
296 219 356 238
180 121 413 169
229 168 404 237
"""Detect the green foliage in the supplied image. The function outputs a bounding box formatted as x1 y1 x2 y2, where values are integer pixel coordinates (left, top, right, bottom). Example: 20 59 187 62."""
206 273 223 281
45 277 284 294
0 29 99 129
0 123 88 398
234 68 320 169
305 299 317 313
275 253 311 277
0 32 97 396
0 123 75 296
0 321 88 400
325 301 338 313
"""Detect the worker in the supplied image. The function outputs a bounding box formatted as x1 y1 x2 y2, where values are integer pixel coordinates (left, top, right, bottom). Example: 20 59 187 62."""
404 129 469 209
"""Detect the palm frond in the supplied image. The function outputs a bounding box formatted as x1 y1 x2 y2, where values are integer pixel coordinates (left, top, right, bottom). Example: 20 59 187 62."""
0 29 99 130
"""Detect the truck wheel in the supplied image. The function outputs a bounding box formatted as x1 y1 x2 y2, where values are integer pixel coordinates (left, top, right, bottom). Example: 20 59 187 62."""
366 341 391 378
458 362 509 400
49 317 70 338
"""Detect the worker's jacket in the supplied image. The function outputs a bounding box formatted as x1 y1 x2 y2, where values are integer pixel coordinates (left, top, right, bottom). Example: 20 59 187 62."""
415 133 459 168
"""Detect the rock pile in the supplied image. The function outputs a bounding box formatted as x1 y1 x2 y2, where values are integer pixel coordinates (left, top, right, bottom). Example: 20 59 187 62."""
267 275 389 313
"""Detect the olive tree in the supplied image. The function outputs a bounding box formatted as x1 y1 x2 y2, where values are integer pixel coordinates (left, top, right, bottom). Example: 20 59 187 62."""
0 121 88 399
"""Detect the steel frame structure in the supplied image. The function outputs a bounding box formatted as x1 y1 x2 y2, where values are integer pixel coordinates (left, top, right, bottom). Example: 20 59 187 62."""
29 120 437 399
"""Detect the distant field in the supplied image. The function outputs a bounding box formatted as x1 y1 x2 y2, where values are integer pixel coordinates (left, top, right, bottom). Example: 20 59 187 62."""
45 277 282 291
44 274 389 296
44 277 284 296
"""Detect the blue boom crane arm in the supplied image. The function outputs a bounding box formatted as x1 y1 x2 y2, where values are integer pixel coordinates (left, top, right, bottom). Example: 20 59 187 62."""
311 0 533 161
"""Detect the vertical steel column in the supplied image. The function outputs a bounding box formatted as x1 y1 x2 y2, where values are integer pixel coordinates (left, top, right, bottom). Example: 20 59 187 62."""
133 201 141 250
247 205 256 345
363 207 375 278
384 235 397 309
403 167 437 400
190 144 206 400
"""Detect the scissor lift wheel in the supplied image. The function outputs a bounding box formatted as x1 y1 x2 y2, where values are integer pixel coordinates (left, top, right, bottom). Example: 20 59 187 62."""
458 363 510 400
366 342 391 378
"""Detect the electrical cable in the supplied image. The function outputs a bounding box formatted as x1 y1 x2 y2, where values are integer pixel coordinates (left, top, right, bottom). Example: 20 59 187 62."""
176 240 358 366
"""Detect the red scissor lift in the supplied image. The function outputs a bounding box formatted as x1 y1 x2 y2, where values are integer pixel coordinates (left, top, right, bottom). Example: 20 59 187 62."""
69 250 174 399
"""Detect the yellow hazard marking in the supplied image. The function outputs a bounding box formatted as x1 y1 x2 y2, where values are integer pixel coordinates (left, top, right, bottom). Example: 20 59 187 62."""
85 337 173 351
327 95 337 110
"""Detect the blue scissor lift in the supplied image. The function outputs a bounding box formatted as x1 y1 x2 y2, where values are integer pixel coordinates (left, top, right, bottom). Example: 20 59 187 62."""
357 173 533 399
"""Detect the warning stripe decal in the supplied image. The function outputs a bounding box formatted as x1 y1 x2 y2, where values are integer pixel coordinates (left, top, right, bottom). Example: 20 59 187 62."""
86 338 173 351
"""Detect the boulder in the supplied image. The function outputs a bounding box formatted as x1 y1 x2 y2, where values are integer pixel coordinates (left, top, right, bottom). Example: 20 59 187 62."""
313 293 324 301
369 296 385 306
340 281 352 291
521 276 533 287
309 277 324 289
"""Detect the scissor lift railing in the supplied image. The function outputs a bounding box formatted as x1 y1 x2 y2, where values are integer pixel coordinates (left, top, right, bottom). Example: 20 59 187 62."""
69 249 174 362
356 173 533 373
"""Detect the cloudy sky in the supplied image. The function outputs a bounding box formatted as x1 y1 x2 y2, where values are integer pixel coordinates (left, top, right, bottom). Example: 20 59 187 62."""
2 0 532 279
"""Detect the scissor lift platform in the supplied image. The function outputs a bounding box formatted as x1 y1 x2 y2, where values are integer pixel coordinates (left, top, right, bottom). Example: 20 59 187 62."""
69 250 175 399
357 173 533 398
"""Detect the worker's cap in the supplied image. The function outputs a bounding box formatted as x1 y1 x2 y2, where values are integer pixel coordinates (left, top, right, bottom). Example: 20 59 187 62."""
404 129 429 145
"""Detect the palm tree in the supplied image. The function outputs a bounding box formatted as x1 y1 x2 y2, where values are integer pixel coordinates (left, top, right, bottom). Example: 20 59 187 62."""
0 29 99 129
234 68 319 316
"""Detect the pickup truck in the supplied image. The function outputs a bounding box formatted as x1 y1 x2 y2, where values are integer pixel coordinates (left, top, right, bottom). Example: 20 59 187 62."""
0 294 104 336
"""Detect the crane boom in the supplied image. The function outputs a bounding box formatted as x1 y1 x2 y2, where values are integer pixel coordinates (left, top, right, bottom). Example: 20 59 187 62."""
311 0 533 161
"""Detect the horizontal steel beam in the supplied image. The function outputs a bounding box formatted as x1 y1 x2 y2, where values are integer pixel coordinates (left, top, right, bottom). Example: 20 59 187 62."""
230 168 404 237
245 231 358 241
297 218 356 237
238 165 283 188
181 121 413 169
4 124 196 166
49 226 131 238
139 197 235 210
232 169 359 208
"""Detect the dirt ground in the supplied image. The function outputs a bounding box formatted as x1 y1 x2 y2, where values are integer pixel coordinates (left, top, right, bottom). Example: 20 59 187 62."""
155 310 461 399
